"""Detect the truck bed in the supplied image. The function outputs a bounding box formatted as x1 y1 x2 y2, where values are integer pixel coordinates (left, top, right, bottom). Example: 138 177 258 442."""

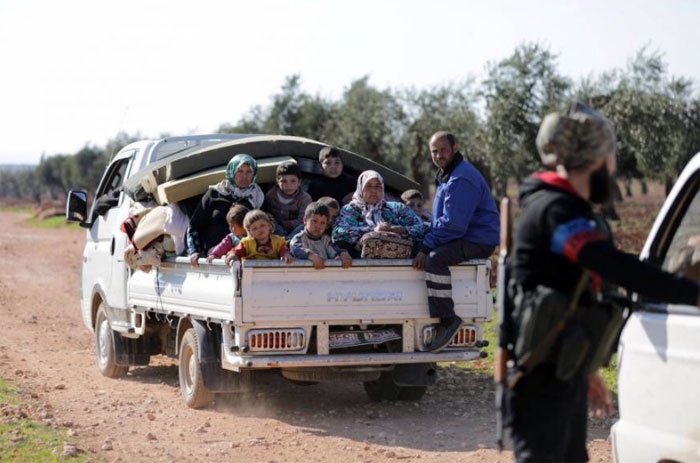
127 258 492 325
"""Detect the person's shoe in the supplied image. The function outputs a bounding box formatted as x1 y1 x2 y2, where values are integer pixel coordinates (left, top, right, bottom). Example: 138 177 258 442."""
428 316 463 353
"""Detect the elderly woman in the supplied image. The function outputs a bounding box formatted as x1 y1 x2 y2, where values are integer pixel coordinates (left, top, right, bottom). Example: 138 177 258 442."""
186 153 264 266
332 170 424 257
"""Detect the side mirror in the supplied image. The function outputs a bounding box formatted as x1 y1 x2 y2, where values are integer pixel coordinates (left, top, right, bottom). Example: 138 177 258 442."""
66 190 89 227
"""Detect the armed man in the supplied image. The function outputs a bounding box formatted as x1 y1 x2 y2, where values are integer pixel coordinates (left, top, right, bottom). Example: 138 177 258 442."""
497 101 700 462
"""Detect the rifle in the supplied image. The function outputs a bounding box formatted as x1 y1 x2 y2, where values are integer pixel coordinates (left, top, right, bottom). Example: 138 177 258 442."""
495 197 512 452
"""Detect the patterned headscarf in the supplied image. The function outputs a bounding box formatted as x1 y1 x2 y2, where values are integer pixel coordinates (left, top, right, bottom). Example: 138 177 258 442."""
536 100 617 170
350 170 386 227
226 154 258 187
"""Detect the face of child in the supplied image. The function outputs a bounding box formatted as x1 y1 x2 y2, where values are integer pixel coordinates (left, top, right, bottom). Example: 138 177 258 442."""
321 156 343 179
277 174 300 196
406 199 423 215
305 213 328 237
234 163 254 188
247 219 271 243
230 223 246 236
327 206 339 229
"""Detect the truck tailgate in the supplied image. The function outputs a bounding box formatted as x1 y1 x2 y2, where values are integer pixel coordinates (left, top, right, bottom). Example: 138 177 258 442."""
239 259 491 323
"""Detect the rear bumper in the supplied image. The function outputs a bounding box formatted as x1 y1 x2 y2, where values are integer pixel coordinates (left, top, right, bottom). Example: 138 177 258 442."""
222 348 484 370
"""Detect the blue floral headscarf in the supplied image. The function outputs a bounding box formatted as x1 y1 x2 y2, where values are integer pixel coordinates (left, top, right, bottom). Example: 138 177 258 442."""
226 154 258 187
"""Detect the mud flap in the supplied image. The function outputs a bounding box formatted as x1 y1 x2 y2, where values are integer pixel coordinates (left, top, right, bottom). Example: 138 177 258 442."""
391 362 438 387
112 331 151 366
190 320 242 393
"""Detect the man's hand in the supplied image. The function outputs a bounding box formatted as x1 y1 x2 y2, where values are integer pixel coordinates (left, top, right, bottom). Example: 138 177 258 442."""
338 251 353 268
308 253 325 269
412 251 427 270
189 253 200 267
588 372 613 418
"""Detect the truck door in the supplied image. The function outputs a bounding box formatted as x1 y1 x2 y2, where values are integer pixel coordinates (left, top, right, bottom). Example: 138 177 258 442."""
84 151 135 312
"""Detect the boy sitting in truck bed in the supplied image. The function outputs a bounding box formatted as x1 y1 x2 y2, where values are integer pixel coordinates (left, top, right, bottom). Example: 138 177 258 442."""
289 202 352 269
225 209 293 265
206 204 249 263
264 161 312 238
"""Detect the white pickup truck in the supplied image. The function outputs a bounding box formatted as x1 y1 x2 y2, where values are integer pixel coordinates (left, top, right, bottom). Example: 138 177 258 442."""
66 134 492 408
612 152 700 462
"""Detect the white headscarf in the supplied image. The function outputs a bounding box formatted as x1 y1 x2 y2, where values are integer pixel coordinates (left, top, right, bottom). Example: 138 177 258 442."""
350 170 386 227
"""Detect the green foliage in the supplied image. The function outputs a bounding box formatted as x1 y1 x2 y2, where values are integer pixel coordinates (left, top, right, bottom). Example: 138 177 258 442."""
322 76 408 174
482 43 571 182
0 378 89 462
399 80 484 190
26 215 80 229
0 169 38 200
577 47 700 190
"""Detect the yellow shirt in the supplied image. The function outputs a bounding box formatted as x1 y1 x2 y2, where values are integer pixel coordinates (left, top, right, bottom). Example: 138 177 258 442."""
235 234 288 260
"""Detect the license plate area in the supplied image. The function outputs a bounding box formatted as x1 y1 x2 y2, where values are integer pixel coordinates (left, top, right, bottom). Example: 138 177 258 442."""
328 328 401 349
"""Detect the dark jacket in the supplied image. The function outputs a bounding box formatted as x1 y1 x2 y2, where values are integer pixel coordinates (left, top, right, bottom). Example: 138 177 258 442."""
511 171 698 307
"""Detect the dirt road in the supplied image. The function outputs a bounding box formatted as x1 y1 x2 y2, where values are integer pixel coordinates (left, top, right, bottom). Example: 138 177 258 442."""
0 211 613 462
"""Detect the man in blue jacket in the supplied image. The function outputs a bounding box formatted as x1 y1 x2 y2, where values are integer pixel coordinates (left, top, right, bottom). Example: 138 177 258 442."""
413 131 500 352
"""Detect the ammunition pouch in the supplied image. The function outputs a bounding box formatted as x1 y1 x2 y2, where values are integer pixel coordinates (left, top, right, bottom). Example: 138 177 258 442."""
512 284 568 362
511 282 627 382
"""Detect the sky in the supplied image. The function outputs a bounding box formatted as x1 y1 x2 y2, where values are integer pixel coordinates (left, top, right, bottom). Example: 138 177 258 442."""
1 0 699 165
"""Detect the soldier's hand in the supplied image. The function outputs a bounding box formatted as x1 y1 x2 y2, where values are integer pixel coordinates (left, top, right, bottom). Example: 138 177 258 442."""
189 253 200 267
587 372 612 418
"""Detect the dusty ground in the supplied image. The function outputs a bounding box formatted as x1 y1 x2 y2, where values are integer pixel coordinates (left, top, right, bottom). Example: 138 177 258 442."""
0 210 613 462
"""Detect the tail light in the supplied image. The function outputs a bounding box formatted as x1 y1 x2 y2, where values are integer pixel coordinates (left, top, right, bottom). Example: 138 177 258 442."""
423 325 479 348
247 329 306 352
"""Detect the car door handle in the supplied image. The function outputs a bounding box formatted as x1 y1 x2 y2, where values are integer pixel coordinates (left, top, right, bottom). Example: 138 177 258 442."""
110 236 115 256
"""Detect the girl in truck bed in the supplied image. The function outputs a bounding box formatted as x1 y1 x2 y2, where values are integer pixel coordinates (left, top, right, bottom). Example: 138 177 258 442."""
225 209 293 265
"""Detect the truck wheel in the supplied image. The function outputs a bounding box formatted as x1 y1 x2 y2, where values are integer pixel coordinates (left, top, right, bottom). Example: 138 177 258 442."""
178 328 214 409
363 371 427 402
398 386 427 402
95 304 129 378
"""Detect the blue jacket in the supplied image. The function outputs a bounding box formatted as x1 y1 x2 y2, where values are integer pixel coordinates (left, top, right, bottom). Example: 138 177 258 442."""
422 153 499 251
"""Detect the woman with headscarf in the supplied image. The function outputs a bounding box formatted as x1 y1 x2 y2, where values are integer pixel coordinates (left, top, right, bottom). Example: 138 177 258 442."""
186 154 264 266
331 170 424 257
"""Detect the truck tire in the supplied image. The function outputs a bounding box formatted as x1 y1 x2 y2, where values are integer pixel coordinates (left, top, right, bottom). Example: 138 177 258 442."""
178 328 214 409
363 371 427 402
95 304 129 378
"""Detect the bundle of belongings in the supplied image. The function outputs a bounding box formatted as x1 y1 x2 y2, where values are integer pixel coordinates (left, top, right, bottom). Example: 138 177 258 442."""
358 231 413 259
121 204 188 272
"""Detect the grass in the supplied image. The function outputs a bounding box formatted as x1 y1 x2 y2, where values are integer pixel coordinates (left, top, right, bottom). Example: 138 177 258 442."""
25 215 80 229
0 205 32 213
0 378 89 462
0 205 80 229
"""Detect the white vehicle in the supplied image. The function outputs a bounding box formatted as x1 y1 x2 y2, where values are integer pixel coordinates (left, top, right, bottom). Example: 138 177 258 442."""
612 152 700 462
66 134 493 408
